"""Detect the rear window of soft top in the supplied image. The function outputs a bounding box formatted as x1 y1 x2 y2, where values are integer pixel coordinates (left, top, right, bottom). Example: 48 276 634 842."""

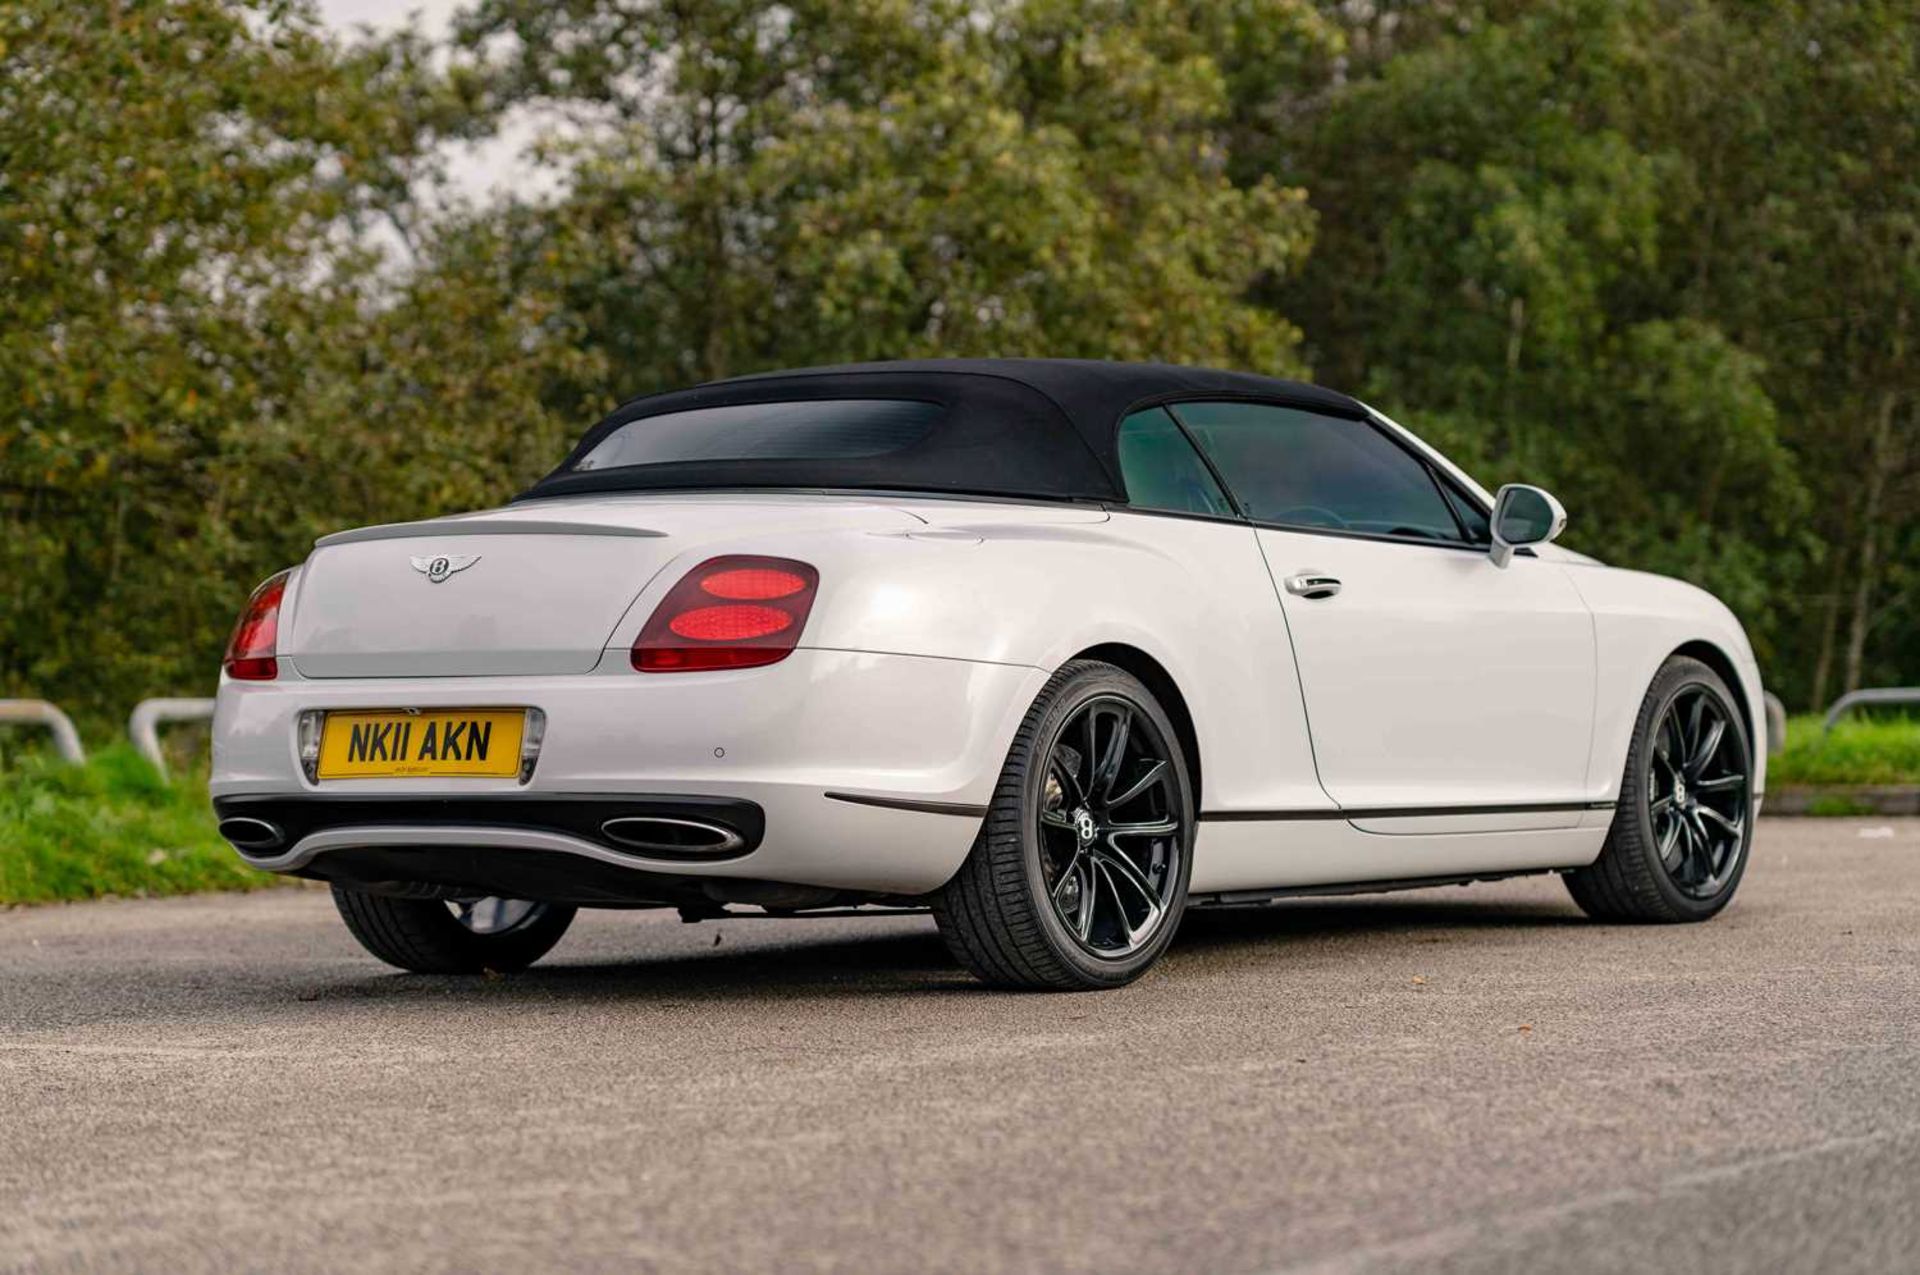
572 399 943 472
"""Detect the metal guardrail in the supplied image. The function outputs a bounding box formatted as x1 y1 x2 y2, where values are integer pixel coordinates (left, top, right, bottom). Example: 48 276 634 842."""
0 699 87 763
1763 692 1786 756
129 698 216 779
1823 687 1920 735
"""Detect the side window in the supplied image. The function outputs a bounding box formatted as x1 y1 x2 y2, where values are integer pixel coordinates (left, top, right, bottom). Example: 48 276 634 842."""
1115 407 1236 518
1168 402 1465 542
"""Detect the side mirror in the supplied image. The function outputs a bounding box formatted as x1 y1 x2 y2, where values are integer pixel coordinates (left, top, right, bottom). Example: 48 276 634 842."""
1489 484 1567 568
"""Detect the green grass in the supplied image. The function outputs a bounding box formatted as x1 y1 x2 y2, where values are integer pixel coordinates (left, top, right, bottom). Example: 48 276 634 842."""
0 745 281 905
1771 714 1920 788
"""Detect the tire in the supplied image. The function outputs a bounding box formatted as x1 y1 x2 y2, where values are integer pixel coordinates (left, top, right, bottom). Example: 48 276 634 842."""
1565 656 1754 923
331 887 576 973
933 659 1195 990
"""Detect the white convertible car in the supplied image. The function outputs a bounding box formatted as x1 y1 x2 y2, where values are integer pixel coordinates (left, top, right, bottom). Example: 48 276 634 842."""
211 359 1764 989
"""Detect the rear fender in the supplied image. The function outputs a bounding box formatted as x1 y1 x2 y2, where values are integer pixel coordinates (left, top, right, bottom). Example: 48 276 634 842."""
611 509 1330 817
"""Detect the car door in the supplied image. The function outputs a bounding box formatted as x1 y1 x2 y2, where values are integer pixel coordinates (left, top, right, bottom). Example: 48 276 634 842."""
1168 400 1597 827
1110 407 1334 818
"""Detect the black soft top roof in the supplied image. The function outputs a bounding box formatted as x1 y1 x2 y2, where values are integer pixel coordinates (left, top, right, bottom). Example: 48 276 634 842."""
519 358 1367 504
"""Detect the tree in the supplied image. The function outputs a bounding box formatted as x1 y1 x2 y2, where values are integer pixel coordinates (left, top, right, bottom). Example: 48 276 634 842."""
1266 0 1917 704
4 0 1913 724
0 0 463 717
437 0 1333 398
1655 0 1918 704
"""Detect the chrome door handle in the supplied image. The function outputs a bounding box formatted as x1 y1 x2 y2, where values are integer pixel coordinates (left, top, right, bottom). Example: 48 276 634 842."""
1284 573 1342 599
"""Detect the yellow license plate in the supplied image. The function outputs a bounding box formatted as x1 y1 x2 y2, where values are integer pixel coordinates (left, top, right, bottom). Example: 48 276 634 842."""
317 709 525 780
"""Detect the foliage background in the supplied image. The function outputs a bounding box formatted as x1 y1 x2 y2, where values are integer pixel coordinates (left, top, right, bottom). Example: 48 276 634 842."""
3 0 1915 730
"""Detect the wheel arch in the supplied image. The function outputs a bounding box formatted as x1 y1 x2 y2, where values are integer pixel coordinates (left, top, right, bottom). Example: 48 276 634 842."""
1670 639 1755 754
1069 642 1203 813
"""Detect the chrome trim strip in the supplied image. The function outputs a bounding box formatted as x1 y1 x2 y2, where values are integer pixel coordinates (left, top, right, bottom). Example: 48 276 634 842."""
315 519 666 548
1200 800 1617 823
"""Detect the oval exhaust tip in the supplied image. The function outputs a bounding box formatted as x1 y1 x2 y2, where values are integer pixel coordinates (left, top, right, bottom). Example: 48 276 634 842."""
601 816 747 858
218 816 285 854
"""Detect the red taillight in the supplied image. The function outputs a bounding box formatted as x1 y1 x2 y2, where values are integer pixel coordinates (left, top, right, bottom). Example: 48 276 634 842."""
224 571 290 681
667 605 793 642
698 567 809 601
634 556 819 672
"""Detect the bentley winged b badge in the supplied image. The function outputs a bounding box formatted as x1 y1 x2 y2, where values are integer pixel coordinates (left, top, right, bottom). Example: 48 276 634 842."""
410 554 481 584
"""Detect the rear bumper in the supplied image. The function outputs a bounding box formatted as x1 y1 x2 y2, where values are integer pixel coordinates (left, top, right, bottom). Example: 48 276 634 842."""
210 649 1047 896
212 796 777 906
215 793 768 863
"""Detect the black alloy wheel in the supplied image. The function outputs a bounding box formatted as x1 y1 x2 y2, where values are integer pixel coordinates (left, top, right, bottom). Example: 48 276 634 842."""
1036 695 1185 958
1646 685 1751 900
1566 656 1753 922
934 660 1195 990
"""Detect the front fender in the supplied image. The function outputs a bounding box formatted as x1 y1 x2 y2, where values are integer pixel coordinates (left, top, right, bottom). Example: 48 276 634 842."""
1563 564 1768 801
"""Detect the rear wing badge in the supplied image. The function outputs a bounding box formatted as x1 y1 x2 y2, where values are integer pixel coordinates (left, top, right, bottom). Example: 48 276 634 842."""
410 554 481 584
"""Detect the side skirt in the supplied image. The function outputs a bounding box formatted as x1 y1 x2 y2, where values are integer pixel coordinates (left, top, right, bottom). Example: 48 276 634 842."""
1186 819 1609 895
1190 868 1561 909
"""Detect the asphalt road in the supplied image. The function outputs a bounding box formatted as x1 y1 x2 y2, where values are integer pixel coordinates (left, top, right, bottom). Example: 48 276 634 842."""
3 818 1918 1274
